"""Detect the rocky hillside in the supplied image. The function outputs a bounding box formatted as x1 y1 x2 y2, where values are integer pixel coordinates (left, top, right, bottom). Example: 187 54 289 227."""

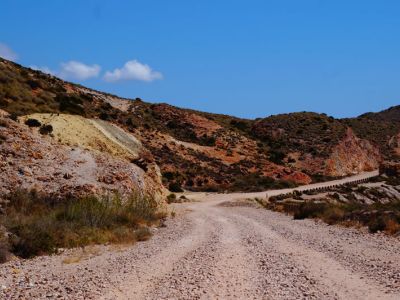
0 110 164 203
0 57 398 193
359 105 400 122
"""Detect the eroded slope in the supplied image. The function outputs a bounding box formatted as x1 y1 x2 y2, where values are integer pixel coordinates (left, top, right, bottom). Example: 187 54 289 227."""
0 111 164 201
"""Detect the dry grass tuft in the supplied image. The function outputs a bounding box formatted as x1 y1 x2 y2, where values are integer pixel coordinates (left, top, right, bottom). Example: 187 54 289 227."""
62 255 83 264
62 246 102 264
384 219 400 235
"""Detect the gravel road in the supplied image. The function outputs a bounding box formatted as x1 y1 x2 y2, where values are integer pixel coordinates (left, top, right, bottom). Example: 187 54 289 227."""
1 192 399 299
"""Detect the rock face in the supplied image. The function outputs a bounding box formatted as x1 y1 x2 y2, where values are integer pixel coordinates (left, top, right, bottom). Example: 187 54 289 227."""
325 128 381 176
20 113 144 160
388 133 400 157
0 114 165 202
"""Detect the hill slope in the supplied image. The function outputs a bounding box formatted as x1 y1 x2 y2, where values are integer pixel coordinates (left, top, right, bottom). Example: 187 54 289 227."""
0 111 164 201
0 57 398 192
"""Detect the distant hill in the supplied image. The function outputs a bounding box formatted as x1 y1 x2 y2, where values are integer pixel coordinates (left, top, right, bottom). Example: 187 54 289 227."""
359 106 400 122
0 57 398 192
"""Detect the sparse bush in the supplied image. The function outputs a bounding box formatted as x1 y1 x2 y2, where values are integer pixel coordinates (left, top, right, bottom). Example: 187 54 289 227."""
135 227 152 241
9 113 18 121
166 193 177 204
266 197 400 235
99 112 110 120
293 202 326 220
321 206 345 225
0 243 9 263
269 150 285 165
231 173 297 192
385 219 400 235
199 134 216 146
10 220 57 258
230 119 249 131
368 217 386 233
24 118 41 127
169 182 183 193
57 94 85 115
0 132 6 144
39 124 53 135
0 228 10 263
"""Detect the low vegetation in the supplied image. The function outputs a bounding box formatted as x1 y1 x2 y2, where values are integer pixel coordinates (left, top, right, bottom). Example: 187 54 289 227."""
39 124 53 135
252 112 347 159
0 189 164 260
166 193 177 203
166 193 190 204
168 182 184 193
265 198 400 235
230 173 297 192
24 118 41 127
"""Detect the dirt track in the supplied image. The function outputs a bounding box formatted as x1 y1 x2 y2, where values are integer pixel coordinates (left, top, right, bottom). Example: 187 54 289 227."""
1 189 399 299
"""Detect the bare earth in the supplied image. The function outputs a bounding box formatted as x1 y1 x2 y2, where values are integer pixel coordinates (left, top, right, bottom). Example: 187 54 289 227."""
1 190 400 299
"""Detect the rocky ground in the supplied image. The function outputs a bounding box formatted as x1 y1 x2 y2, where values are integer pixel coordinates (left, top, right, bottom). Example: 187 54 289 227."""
0 192 399 300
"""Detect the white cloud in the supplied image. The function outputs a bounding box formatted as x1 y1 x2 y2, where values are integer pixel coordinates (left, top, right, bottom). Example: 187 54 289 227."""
104 60 163 82
30 65 55 75
59 61 101 80
0 43 18 61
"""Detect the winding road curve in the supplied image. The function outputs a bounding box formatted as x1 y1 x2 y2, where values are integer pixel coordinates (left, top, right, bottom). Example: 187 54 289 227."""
1 170 399 300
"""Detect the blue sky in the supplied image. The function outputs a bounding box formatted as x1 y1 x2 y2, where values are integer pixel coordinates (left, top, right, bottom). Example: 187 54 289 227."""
1 0 399 119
